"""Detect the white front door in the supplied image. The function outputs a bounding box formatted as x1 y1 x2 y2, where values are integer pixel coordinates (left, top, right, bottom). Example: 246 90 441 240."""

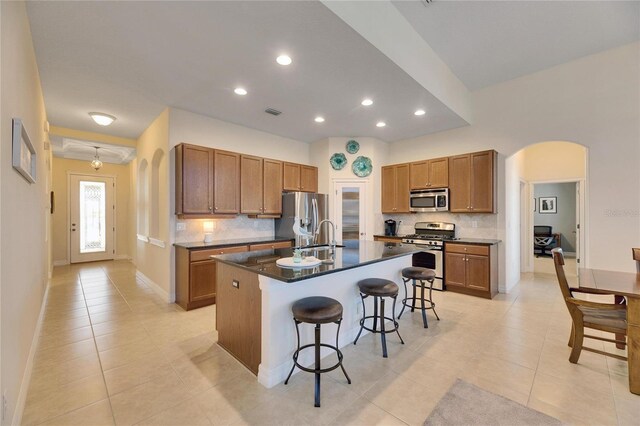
333 181 367 244
70 174 115 263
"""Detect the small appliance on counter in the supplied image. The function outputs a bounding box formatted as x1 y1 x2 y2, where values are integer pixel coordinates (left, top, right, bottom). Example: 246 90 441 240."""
384 219 401 236
402 221 457 291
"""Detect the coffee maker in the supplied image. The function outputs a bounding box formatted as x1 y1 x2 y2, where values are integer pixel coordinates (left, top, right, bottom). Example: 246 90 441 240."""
384 219 400 236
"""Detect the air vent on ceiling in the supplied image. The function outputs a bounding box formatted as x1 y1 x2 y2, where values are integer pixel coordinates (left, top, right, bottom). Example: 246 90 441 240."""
265 108 282 116
422 0 433 5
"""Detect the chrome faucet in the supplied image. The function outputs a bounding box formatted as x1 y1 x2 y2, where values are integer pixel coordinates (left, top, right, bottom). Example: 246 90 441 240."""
314 220 337 248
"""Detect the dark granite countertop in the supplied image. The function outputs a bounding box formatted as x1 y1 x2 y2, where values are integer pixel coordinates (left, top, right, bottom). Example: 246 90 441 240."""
446 238 501 246
174 236 294 250
212 240 419 283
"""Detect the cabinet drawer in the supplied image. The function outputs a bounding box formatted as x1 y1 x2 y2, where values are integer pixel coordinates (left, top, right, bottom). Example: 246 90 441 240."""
191 245 248 262
445 244 489 256
249 241 292 251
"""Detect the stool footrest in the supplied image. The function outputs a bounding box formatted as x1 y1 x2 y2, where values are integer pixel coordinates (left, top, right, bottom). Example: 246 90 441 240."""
358 315 401 335
291 343 345 375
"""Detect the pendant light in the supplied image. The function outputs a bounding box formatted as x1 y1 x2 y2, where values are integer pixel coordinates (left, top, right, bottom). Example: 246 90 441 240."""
91 146 103 171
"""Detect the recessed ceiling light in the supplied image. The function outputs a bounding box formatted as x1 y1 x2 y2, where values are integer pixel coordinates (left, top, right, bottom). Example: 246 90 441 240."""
89 112 116 126
361 99 373 106
234 87 247 95
314 116 325 123
414 109 426 116
276 55 292 66
376 121 386 128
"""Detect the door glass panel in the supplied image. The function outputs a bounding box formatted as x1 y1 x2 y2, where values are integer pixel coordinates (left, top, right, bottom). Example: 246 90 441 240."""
341 187 359 241
79 181 106 253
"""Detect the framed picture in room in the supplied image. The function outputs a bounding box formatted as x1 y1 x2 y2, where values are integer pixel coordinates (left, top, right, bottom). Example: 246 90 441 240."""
539 197 557 214
12 118 36 183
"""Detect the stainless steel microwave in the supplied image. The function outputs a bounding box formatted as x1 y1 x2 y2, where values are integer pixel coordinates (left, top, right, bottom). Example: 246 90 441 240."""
410 188 449 212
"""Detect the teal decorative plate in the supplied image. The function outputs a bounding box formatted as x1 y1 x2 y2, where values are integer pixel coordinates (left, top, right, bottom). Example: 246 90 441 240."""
346 140 360 154
330 153 347 170
352 156 372 177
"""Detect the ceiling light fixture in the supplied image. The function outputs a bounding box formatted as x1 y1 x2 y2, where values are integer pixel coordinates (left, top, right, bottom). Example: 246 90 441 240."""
314 116 325 123
376 121 386 128
414 109 426 116
89 112 116 126
91 147 103 171
276 55 292 66
234 87 248 95
361 99 373 106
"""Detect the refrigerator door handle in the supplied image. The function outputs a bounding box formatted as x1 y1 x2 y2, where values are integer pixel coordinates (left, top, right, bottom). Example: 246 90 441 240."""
312 198 319 238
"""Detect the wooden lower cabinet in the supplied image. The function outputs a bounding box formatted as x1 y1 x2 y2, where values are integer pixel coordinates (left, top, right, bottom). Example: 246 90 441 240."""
175 245 249 310
444 243 497 298
216 262 261 375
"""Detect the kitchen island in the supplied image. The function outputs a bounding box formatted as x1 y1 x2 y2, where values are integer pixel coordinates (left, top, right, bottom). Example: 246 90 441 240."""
212 241 418 388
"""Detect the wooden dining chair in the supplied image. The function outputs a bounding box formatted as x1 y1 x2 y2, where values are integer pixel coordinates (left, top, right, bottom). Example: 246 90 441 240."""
551 248 627 363
633 248 640 273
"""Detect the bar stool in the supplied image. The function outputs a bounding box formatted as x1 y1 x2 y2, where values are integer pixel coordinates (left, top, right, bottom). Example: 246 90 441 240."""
354 278 404 358
284 296 351 407
398 267 440 328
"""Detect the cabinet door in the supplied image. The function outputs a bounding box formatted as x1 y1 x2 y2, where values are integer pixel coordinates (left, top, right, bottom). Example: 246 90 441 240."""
240 155 263 214
449 154 470 212
300 165 318 193
466 254 490 291
190 260 216 302
180 145 213 214
410 161 429 190
395 164 410 213
263 159 283 214
214 150 240 214
381 166 396 213
444 253 466 288
470 151 494 213
283 162 300 191
429 157 449 188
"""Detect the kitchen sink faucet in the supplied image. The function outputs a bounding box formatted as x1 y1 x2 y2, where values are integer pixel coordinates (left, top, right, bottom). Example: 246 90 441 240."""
314 220 337 257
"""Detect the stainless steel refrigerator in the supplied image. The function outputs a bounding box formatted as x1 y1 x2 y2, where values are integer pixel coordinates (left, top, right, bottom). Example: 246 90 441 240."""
275 192 329 248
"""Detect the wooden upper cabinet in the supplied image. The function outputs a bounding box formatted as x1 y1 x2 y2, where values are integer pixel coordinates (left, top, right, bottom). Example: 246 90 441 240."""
213 150 240 214
240 155 263 214
263 159 283 214
470 151 495 213
176 144 213 215
283 162 318 193
300 165 318 193
381 164 410 213
410 157 449 190
283 162 301 191
241 156 283 215
449 154 471 212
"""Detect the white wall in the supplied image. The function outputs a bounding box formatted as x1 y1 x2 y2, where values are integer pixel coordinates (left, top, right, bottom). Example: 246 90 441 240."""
389 42 640 289
1 2 51 423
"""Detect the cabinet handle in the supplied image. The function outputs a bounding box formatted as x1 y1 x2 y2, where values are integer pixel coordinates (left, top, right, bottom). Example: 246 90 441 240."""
209 206 212 211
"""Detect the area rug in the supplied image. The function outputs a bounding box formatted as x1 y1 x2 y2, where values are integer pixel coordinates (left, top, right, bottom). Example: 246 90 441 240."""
424 379 562 426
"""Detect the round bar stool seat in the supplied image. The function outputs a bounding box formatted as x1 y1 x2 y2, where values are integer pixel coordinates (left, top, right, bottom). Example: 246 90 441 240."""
398 267 440 328
292 296 343 324
284 296 351 407
354 278 404 358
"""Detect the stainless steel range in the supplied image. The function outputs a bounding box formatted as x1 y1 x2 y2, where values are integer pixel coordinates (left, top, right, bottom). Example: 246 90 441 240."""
402 222 456 291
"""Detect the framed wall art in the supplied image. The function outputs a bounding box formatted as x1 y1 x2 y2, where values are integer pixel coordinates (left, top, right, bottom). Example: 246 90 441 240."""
539 197 557 214
12 118 36 183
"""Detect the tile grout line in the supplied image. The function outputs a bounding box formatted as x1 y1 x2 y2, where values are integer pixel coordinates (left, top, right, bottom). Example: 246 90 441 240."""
79 267 119 426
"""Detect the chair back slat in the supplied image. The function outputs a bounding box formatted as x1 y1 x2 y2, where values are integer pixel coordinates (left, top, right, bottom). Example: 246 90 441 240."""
552 248 573 302
633 248 640 273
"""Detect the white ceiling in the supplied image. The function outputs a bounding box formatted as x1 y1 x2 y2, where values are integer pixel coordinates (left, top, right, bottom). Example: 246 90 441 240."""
393 0 640 91
51 137 136 165
26 1 467 142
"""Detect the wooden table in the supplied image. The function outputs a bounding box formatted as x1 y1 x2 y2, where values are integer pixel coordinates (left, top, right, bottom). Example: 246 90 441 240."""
578 268 640 394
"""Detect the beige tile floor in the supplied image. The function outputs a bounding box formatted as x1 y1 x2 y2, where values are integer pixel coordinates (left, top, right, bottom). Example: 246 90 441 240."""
22 260 639 425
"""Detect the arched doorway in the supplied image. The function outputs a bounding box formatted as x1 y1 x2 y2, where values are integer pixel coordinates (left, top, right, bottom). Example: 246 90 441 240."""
504 141 588 288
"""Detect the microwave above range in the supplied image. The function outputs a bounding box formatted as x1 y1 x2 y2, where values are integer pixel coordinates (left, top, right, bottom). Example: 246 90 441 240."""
410 188 449 212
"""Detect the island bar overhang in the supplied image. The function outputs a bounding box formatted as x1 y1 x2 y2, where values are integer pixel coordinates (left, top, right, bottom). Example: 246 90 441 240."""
213 242 417 388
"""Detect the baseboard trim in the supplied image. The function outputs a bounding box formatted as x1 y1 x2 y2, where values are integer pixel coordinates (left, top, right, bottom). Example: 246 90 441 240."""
136 270 174 303
14 281 49 425
52 259 69 266
114 254 131 261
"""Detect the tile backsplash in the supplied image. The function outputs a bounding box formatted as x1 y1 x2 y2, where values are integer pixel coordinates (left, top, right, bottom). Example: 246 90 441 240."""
383 212 498 239
174 217 275 244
